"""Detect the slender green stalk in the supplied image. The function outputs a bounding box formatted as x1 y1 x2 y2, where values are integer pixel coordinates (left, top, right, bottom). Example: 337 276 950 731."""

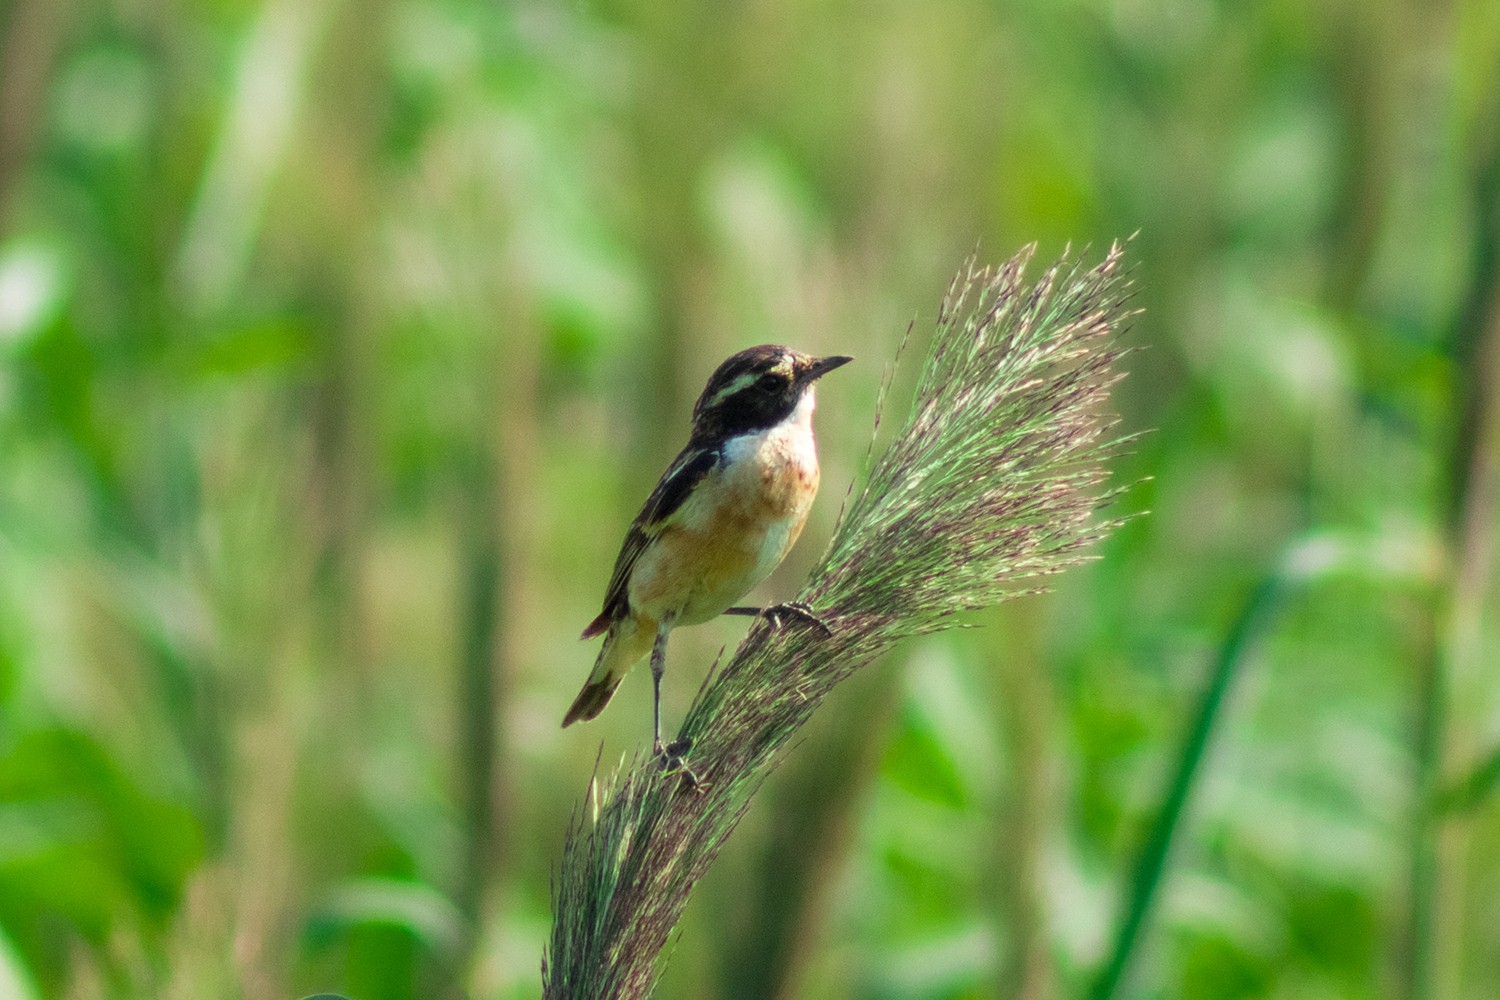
1408 99 1500 1000
457 481 501 929
994 612 1053 1000
1406 636 1443 1000
543 244 1136 1000
1088 572 1285 1000
1087 531 1423 1000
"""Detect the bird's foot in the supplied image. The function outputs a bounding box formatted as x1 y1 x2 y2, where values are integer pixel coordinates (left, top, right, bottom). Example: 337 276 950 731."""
723 602 832 636
654 737 706 792
761 601 833 637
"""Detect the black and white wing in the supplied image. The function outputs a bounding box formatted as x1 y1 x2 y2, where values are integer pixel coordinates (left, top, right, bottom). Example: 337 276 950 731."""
580 444 721 638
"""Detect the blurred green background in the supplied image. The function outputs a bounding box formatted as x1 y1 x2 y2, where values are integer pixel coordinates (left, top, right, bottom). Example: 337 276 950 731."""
2 0 1499 997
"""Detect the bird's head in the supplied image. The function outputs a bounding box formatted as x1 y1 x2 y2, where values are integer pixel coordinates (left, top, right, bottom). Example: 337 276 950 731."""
690 345 852 441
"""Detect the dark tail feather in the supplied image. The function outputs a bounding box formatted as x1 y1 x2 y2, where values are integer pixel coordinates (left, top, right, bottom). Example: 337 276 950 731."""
580 609 612 639
562 674 623 727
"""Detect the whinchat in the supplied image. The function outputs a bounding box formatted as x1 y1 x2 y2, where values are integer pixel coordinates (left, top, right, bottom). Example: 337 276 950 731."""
563 344 852 769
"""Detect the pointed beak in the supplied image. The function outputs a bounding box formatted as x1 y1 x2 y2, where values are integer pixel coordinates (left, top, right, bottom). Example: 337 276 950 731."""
804 354 853 381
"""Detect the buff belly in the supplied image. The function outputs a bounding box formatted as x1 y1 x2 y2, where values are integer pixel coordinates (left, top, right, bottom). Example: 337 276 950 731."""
628 417 820 626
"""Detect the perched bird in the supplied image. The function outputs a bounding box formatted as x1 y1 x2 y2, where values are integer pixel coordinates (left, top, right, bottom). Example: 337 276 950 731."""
563 344 852 768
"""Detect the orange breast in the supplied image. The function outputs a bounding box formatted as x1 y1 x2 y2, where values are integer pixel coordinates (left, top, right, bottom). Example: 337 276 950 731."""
628 432 819 627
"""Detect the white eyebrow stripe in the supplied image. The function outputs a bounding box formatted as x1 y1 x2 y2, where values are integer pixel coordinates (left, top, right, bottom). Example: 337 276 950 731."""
705 372 760 408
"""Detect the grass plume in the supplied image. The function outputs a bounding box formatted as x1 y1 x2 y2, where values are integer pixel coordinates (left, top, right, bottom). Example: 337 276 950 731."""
543 243 1137 999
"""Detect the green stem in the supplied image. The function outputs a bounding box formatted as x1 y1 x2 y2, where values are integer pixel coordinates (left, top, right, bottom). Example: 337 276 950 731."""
1404 637 1443 1000
1408 96 1500 1000
1089 572 1286 1000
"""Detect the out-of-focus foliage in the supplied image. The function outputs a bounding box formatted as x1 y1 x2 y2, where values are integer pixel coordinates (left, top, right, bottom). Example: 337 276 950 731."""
0 0 1496 998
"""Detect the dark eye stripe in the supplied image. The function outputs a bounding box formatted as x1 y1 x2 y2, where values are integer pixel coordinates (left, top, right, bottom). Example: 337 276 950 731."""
688 346 806 441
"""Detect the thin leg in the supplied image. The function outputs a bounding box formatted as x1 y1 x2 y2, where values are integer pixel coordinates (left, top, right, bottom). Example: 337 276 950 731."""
650 622 670 756
647 618 700 789
724 601 832 636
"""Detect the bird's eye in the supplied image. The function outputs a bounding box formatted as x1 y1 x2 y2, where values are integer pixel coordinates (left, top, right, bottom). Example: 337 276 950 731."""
758 373 781 388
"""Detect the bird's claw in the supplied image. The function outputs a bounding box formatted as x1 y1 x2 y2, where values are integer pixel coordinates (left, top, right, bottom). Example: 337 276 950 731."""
654 737 706 792
762 601 833 637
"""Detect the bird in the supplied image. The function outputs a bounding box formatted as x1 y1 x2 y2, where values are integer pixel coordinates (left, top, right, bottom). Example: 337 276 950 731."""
562 344 852 771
